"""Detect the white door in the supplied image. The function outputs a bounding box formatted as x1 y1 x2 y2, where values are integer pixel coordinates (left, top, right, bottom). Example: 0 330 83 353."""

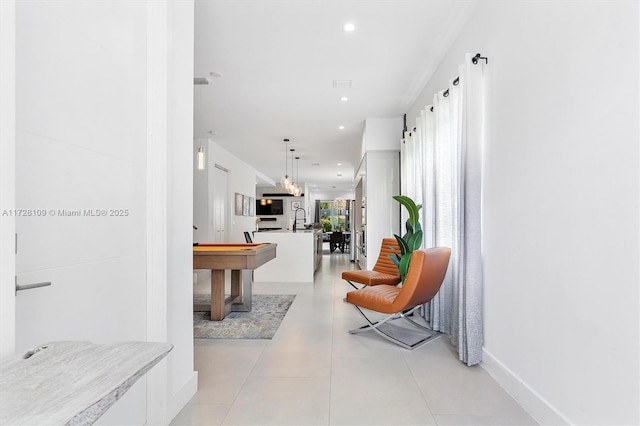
12 1 149 424
212 166 228 242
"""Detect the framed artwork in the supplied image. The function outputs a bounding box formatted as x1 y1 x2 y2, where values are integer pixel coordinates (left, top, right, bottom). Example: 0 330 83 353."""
291 201 301 210
242 195 250 216
235 193 243 215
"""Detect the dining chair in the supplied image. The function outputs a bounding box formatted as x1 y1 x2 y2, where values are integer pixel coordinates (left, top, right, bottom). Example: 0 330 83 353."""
330 231 345 253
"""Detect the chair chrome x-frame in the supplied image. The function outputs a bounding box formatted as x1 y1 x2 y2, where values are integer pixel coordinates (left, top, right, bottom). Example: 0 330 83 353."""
349 305 441 350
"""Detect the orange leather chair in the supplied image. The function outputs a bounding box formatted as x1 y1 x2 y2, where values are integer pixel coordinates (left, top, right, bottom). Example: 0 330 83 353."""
341 238 401 289
345 247 451 350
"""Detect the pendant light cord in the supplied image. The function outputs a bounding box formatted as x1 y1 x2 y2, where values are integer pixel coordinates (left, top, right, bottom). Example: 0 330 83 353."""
284 139 289 176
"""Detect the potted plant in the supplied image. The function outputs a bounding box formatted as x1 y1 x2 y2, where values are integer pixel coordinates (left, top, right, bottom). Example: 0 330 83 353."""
389 195 423 282
321 217 332 233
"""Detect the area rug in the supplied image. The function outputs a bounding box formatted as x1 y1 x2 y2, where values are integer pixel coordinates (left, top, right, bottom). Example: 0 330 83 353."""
193 294 295 339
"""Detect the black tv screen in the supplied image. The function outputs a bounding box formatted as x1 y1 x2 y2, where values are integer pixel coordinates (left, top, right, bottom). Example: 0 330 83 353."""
256 199 284 215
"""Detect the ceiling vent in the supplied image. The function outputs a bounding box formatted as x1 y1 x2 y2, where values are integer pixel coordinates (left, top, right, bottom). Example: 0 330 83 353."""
333 79 352 89
194 77 210 85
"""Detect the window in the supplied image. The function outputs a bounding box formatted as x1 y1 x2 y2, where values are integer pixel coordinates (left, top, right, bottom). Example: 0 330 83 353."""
318 200 350 233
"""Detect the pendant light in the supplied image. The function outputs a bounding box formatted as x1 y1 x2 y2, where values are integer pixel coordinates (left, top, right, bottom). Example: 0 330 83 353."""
293 156 302 196
196 145 206 170
280 139 291 190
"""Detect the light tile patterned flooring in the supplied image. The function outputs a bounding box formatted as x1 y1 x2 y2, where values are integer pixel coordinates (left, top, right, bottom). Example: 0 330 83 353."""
172 249 537 425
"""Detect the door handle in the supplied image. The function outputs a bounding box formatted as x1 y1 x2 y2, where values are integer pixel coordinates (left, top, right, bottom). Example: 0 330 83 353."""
15 278 51 295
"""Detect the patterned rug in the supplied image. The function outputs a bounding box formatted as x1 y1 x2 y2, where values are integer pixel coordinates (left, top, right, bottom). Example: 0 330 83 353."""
193 294 295 339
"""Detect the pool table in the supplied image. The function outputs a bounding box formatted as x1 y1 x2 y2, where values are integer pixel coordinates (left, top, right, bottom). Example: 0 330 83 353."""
193 243 277 320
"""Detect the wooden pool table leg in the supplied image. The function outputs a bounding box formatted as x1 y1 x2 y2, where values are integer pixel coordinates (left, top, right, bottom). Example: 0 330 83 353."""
210 269 225 321
230 270 252 312
230 270 241 303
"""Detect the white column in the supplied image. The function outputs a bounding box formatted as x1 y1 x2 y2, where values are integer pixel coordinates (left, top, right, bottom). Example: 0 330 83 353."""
146 0 169 423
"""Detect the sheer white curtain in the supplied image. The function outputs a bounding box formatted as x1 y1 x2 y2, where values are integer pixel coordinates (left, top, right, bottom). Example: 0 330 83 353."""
400 127 422 208
402 53 487 365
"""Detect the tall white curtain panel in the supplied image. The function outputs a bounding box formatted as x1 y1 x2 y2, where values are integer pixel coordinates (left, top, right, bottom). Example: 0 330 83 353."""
401 53 487 365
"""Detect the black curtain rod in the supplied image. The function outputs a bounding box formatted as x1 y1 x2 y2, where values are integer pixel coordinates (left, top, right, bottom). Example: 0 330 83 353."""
402 113 407 139
439 53 488 99
403 126 417 138
443 77 459 98
426 52 488 110
472 53 488 64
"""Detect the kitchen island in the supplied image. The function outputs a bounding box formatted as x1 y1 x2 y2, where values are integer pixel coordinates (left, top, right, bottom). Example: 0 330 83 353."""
252 229 322 283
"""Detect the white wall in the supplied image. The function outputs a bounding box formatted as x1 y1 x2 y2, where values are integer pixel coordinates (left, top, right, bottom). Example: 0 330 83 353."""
0 0 16 359
166 1 198 420
361 151 401 270
195 139 272 243
362 117 404 152
406 1 639 424
357 118 402 270
193 139 209 242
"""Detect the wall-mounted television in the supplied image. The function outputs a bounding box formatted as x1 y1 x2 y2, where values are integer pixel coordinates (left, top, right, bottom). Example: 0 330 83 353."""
256 198 284 215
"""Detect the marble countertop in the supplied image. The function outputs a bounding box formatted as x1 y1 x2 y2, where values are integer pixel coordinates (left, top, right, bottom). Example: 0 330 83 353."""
0 341 173 425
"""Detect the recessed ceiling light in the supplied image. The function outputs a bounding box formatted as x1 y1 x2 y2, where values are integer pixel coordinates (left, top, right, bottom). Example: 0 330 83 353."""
338 125 345 130
339 96 348 102
337 162 342 166
209 71 223 78
343 22 355 32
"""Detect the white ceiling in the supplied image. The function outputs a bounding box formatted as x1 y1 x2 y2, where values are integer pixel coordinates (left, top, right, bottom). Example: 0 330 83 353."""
194 0 475 194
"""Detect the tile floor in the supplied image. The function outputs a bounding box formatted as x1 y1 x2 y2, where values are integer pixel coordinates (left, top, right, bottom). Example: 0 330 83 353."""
172 249 537 426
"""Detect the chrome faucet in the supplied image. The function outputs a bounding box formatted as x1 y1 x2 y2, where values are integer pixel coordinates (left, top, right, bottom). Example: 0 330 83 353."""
293 207 306 232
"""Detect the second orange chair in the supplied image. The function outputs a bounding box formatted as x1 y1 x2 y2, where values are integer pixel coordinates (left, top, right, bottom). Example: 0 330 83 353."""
341 238 402 289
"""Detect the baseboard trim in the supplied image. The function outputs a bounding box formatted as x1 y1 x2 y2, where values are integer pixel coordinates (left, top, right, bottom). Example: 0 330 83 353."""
481 348 570 425
167 371 198 423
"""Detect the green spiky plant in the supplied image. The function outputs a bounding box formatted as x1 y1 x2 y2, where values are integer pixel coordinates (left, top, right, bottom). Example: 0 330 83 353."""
389 195 423 282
